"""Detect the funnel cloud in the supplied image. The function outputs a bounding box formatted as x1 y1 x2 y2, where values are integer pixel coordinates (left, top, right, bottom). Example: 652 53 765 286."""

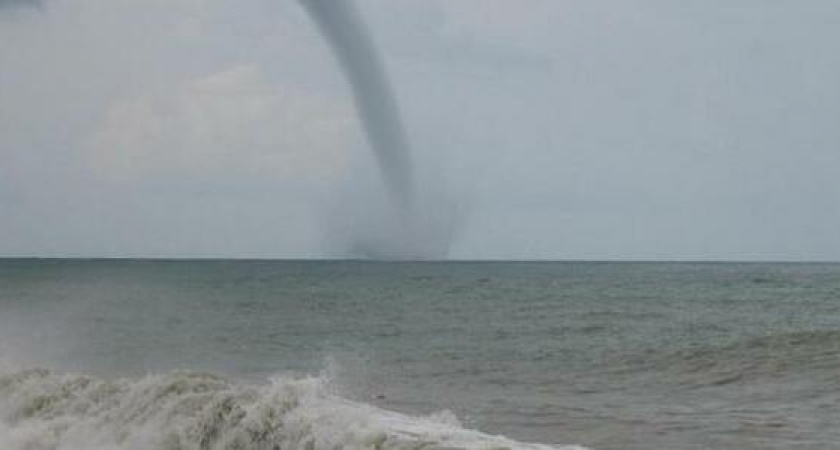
299 0 414 206
299 0 456 259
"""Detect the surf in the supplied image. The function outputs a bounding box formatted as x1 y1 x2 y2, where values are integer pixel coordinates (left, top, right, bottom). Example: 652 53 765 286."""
0 368 587 450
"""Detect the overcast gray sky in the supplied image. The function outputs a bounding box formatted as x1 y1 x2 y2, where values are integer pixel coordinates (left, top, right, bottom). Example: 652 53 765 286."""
1 1 839 260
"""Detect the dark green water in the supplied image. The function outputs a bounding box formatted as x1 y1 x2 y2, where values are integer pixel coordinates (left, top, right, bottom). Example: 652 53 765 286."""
2 260 839 449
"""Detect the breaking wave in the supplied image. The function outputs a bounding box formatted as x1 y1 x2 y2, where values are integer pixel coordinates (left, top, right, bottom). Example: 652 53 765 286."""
0 368 587 450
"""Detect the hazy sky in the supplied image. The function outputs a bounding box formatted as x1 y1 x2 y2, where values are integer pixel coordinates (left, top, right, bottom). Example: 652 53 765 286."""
2 1 839 260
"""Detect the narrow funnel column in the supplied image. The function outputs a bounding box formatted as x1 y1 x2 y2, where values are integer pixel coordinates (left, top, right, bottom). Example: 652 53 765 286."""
299 0 415 208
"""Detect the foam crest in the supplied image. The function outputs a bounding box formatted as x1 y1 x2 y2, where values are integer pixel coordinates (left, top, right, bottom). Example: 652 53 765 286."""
0 368 587 450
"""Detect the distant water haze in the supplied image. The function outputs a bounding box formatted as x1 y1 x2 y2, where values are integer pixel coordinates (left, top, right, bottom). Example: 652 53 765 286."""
299 0 457 260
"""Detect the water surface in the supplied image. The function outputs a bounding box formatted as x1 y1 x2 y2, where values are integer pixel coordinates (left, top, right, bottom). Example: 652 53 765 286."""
2 260 839 449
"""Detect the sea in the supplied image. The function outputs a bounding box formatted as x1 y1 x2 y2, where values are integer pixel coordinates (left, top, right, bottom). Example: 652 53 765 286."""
1 259 839 450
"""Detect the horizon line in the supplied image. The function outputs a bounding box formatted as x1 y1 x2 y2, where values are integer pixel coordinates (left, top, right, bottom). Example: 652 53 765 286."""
1 256 839 264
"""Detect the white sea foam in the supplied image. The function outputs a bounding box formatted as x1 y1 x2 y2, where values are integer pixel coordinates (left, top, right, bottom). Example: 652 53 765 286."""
0 368 587 450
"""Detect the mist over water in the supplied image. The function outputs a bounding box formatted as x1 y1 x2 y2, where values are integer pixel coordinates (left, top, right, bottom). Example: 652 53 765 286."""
299 0 456 259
